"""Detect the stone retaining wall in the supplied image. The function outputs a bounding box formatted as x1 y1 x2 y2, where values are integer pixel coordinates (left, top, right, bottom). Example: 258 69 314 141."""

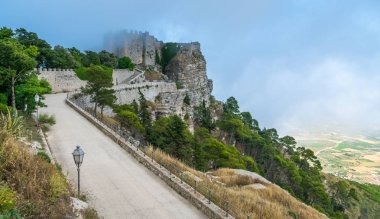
37 69 86 93
114 81 177 104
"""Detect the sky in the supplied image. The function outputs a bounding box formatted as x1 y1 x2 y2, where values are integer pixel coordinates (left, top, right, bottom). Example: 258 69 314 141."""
1 0 380 136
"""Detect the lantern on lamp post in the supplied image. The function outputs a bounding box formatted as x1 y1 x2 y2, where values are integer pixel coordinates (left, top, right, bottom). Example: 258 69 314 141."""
72 145 85 197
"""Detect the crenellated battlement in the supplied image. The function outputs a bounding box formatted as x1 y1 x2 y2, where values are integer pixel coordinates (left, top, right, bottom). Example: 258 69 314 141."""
35 68 75 72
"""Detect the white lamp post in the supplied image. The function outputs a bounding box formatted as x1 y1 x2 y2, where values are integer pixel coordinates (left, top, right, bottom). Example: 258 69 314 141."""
34 94 40 125
72 145 85 197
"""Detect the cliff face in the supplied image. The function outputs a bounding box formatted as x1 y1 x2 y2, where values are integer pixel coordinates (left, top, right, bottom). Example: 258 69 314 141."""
165 42 213 106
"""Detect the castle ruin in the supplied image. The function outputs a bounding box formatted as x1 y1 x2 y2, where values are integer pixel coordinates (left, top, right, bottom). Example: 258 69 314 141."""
39 31 213 122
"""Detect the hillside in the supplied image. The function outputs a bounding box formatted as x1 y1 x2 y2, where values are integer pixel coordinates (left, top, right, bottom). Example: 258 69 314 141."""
144 146 327 219
1 26 380 218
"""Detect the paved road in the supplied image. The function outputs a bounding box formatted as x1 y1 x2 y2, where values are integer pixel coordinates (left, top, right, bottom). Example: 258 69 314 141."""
41 93 206 219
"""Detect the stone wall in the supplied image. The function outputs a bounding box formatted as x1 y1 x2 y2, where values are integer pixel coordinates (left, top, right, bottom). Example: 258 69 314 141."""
106 30 163 67
112 69 135 85
114 82 177 104
37 68 86 93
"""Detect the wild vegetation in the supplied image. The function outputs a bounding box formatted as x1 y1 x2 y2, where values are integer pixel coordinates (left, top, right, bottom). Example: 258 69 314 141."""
111 93 380 218
0 110 73 218
0 27 100 218
79 65 116 118
0 27 51 114
160 42 180 71
143 146 327 219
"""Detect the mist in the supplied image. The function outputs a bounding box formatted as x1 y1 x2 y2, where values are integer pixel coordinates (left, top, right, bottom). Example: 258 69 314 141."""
1 0 380 136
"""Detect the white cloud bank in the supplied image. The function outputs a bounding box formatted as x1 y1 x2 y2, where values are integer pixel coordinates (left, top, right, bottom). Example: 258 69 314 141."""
231 56 380 136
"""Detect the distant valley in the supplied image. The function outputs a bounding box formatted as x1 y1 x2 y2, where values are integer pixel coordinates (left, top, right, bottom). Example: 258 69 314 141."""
296 132 380 185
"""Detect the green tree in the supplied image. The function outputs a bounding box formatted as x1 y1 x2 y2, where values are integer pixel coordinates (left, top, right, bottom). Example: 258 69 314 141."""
67 47 85 67
223 96 240 115
15 75 51 114
240 111 259 130
117 56 135 70
138 90 152 139
193 128 207 170
194 127 258 171
193 100 215 131
14 28 51 67
80 66 113 114
131 99 138 114
83 51 100 67
48 45 79 69
280 135 297 156
0 27 14 40
0 39 38 110
116 110 144 138
97 88 116 119
98 50 118 68
151 115 193 164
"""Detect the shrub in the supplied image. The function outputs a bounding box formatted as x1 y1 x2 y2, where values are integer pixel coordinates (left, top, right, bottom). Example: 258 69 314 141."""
0 185 17 214
0 108 23 137
38 113 56 131
289 211 299 219
183 93 190 105
38 113 56 126
161 43 180 71
117 56 135 70
80 208 99 219
184 113 190 121
49 172 69 200
176 82 183 89
75 66 112 81
37 150 51 163
0 137 74 217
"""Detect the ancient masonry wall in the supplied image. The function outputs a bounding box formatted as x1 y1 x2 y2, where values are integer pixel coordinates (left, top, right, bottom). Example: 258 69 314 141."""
38 68 137 93
113 69 135 85
107 30 163 66
114 82 177 104
37 68 86 93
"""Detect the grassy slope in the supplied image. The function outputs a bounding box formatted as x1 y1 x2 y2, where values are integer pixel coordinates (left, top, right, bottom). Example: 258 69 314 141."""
0 133 73 218
144 147 327 219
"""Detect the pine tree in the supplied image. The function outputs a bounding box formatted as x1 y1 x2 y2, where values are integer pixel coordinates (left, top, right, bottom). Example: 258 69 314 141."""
138 89 152 139
194 100 215 131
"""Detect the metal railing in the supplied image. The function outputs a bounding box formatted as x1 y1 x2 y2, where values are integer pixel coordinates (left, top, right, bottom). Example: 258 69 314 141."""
67 93 255 219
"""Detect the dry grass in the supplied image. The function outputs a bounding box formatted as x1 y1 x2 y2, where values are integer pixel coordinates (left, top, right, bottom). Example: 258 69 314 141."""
144 146 327 219
210 169 267 186
0 131 74 218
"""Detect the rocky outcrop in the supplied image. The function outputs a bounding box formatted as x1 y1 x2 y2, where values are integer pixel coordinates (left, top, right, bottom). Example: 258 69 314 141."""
165 42 213 107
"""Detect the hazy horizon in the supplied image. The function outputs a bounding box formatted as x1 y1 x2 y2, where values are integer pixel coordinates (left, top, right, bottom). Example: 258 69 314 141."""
2 0 380 136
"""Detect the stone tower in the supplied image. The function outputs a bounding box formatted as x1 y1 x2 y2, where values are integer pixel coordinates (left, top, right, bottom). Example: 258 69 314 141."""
105 30 163 67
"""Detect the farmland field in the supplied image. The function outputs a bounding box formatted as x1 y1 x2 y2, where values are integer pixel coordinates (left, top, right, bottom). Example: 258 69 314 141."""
296 133 380 185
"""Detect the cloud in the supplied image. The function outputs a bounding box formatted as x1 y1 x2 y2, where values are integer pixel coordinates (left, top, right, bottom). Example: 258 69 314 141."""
231 56 380 136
